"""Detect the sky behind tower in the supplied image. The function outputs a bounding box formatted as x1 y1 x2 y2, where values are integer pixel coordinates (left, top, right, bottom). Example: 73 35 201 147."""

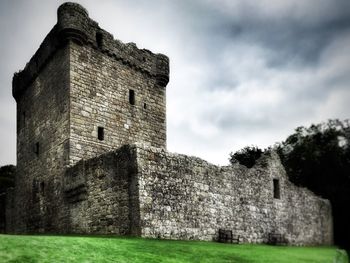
0 0 349 166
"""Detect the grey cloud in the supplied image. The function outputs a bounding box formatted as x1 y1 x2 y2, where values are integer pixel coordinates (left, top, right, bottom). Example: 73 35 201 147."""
173 0 350 68
1 0 349 166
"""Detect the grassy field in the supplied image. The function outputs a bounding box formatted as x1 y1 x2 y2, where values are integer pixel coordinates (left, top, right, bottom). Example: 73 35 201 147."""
0 234 348 263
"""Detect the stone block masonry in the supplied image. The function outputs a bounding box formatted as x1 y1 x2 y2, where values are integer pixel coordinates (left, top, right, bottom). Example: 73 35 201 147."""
135 145 332 244
64 145 140 235
64 144 333 245
8 2 169 233
6 2 333 245
69 40 167 164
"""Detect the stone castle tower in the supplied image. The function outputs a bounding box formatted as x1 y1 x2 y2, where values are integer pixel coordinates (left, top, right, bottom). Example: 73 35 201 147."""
10 2 169 232
7 2 333 244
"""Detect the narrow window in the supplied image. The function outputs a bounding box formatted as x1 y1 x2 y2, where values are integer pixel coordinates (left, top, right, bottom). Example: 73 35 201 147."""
273 179 280 199
96 32 103 48
98 126 104 141
143 103 147 109
129 89 135 105
40 181 45 194
34 142 40 156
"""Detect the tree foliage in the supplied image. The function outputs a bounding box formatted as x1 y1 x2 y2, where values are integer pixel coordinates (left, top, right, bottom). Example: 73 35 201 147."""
0 165 15 232
0 165 15 194
276 119 350 249
229 146 263 168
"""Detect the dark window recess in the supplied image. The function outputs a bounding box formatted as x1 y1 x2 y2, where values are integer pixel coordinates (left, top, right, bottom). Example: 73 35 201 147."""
96 32 103 48
273 179 280 199
129 90 135 105
34 142 40 156
143 103 147 109
40 181 45 194
98 126 104 141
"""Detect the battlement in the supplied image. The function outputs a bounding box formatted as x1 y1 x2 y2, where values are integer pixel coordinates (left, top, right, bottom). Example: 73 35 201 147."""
13 2 169 102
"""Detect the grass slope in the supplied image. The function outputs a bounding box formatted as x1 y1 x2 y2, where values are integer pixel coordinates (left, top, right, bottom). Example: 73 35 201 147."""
0 234 348 263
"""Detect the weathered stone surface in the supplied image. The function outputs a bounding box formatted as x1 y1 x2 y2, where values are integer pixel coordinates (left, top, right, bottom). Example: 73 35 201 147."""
64 146 140 235
134 145 333 244
6 2 333 246
59 144 332 245
8 2 168 234
10 44 71 233
69 39 167 163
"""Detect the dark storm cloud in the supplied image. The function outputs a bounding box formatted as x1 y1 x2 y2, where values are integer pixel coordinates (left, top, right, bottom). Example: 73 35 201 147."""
239 16 350 68
184 0 350 68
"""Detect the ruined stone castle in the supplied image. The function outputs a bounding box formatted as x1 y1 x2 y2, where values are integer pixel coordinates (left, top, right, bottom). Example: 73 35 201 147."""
6 2 333 245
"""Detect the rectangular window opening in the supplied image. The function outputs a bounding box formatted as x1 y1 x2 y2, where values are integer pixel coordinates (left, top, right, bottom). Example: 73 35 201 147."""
34 142 40 156
98 126 104 141
96 32 103 48
40 181 45 194
273 179 280 199
129 89 135 105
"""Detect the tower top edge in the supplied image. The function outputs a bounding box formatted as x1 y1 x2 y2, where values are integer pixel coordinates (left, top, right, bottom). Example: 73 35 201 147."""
12 2 170 101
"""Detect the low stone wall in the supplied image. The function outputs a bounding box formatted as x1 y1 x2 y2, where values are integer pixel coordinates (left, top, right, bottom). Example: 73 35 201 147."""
135 144 333 245
64 145 140 235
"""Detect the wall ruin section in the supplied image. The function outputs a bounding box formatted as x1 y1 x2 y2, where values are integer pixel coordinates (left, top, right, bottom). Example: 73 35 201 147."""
66 144 333 245
64 145 140 235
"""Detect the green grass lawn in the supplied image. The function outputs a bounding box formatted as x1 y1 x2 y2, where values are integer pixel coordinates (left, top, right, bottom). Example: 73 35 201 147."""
0 234 348 263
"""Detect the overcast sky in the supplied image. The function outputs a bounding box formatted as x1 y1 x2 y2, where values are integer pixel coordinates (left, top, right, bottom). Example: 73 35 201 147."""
0 0 349 166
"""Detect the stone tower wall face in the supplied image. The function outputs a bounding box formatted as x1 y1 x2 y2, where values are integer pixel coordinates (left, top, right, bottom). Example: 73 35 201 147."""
9 2 169 233
135 145 333 245
12 46 71 232
69 42 166 165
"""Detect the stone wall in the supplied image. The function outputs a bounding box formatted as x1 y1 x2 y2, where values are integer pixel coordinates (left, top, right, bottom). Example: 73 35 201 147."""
10 45 71 233
69 40 167 164
9 2 169 233
12 2 169 166
64 143 332 245
134 144 333 245
63 2 169 165
64 145 140 235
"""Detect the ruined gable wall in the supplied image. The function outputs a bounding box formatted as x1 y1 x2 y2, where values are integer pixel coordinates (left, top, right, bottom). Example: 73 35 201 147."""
135 145 333 245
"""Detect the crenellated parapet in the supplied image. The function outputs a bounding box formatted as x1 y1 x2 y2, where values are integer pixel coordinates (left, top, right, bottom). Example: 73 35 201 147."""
13 2 170 102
